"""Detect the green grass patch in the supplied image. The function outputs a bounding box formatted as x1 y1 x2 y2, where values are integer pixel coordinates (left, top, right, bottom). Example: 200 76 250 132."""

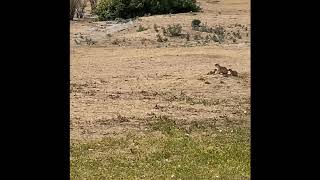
71 117 250 179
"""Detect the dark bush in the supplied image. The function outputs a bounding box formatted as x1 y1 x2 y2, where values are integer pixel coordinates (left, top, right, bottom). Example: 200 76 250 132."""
94 0 201 21
191 19 201 28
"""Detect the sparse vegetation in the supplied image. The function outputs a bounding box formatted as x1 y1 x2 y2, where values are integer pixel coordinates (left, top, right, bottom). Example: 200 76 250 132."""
94 0 201 20
156 34 168 42
212 25 226 36
232 30 242 39
212 32 225 43
115 114 130 123
207 34 214 42
85 37 97 45
137 25 149 32
141 38 148 45
191 19 230 43
163 24 183 37
154 24 159 32
74 34 97 46
192 22 214 33
111 38 121 45
194 34 202 40
193 23 226 43
186 33 190 41
89 0 98 12
199 23 214 33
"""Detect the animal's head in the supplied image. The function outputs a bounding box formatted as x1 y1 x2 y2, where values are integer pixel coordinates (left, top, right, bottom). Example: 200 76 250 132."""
215 64 220 67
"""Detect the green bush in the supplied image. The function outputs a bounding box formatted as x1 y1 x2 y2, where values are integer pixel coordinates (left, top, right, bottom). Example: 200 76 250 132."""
94 0 201 21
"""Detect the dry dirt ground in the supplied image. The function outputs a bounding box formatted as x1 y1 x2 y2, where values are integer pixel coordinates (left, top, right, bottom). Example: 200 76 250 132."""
70 0 250 141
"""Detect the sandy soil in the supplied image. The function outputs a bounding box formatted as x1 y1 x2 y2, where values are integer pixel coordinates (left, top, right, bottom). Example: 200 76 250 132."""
70 0 250 140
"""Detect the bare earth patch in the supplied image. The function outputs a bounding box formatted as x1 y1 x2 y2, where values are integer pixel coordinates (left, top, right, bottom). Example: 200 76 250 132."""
71 45 250 140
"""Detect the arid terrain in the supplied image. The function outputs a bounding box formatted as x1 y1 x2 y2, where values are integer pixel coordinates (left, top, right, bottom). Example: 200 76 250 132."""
71 0 250 178
71 0 250 140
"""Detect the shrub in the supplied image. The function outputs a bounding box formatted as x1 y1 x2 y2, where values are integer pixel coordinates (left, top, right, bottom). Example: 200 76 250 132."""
156 34 168 42
191 22 226 43
161 26 167 35
192 22 214 33
141 38 149 45
111 38 121 45
200 23 214 33
212 34 224 43
212 25 226 43
85 37 97 45
137 25 148 32
191 19 201 28
205 34 211 43
193 34 202 41
94 0 201 21
164 24 182 37
186 33 190 41
212 25 225 36
232 30 242 39
89 0 98 12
